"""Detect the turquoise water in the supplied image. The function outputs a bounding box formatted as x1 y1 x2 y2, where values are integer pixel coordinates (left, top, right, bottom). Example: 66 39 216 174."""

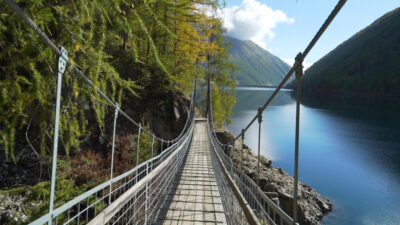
226 87 400 225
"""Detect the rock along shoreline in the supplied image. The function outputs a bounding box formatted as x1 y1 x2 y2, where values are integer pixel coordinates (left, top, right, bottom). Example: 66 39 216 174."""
215 129 332 225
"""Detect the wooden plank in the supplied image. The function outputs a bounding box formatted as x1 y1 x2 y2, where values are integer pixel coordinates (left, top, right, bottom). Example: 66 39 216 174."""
155 121 227 225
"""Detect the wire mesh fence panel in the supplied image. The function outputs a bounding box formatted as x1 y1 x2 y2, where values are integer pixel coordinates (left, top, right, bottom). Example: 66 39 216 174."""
28 84 195 225
208 117 294 225
98 117 194 225
210 136 249 225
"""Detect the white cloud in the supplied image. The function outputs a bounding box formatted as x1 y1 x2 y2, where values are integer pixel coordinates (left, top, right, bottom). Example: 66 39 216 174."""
304 62 313 70
221 0 294 50
281 57 313 70
281 57 295 67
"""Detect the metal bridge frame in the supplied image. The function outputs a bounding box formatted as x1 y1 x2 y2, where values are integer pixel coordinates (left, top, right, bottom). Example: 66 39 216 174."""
208 93 295 225
225 1 347 223
4 0 348 224
4 1 197 224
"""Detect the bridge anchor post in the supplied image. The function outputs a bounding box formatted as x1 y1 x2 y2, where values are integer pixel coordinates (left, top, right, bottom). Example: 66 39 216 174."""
230 139 234 175
48 47 68 225
293 52 304 225
145 161 149 224
151 134 155 158
109 103 119 204
240 129 245 172
133 123 142 223
257 107 263 187
136 123 142 167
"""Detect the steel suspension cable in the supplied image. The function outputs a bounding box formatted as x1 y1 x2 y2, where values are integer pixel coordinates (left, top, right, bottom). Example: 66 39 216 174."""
207 2 347 225
207 81 293 225
4 0 192 143
234 0 347 140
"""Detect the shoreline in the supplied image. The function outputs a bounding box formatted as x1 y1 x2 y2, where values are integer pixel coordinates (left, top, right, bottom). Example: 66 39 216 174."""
215 129 332 225
237 84 280 88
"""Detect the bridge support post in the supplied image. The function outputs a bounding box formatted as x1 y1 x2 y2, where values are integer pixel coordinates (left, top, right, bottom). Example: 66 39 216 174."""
151 134 155 158
145 161 149 225
109 103 119 204
230 139 234 175
193 72 197 110
134 123 142 223
293 52 304 225
136 123 142 167
48 47 68 225
206 54 211 118
257 107 263 187
241 129 245 171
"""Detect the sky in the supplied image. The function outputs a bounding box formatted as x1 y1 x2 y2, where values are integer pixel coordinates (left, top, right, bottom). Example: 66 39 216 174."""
219 0 399 68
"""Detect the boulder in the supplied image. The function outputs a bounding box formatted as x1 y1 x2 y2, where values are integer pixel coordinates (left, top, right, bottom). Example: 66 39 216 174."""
235 148 331 225
209 120 332 225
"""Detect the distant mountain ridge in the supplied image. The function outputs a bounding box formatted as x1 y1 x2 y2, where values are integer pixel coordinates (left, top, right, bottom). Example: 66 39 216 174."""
226 36 291 86
293 7 400 97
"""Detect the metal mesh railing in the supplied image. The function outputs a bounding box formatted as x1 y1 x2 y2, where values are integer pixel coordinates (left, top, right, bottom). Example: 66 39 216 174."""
31 114 194 225
208 126 250 225
101 116 194 225
207 115 293 225
5 0 349 224
205 1 347 224
2 1 197 224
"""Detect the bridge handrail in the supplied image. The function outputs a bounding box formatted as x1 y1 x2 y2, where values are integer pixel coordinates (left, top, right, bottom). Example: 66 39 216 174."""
209 1 346 223
206 65 294 225
3 1 199 224
207 120 260 225
208 116 294 225
87 117 195 224
30 112 195 224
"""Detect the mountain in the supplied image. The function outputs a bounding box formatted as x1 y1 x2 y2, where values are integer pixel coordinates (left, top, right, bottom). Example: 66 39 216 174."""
226 36 291 86
294 7 400 97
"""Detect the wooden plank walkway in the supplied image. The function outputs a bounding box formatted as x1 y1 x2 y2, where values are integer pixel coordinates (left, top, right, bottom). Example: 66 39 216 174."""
154 120 227 225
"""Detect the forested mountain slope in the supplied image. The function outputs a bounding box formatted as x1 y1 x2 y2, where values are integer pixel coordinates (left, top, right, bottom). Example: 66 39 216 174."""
295 7 400 97
226 36 291 86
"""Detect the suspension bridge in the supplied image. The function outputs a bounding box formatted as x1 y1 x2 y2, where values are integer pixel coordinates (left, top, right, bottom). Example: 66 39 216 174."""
3 0 348 224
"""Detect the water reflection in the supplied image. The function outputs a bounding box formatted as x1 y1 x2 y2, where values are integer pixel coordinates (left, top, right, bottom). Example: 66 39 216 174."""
234 87 294 110
227 87 400 225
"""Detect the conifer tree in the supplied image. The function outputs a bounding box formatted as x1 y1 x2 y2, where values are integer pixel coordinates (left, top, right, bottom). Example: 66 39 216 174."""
0 0 235 161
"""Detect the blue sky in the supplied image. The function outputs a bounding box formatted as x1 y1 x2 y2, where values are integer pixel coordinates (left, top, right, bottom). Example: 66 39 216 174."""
221 0 399 68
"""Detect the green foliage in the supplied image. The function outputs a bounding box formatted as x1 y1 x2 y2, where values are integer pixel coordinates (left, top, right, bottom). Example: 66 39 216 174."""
208 31 237 126
25 177 105 223
259 155 267 164
0 0 236 161
0 0 140 160
0 1 236 223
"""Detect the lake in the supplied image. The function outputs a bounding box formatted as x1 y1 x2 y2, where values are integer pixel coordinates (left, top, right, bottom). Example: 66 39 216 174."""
226 87 400 225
